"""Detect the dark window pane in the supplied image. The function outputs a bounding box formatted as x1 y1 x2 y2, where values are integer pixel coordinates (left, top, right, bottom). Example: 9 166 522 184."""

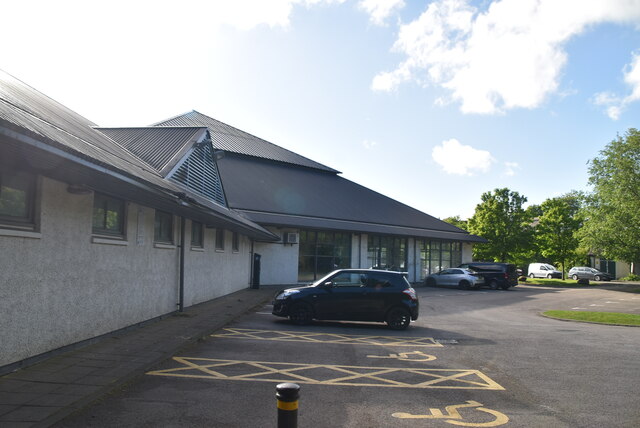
92 193 125 236
191 221 203 247
215 228 225 250
232 231 239 252
154 210 173 243
0 170 35 226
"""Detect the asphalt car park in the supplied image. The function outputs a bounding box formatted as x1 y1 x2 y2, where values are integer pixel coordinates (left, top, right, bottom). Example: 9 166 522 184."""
55 285 640 427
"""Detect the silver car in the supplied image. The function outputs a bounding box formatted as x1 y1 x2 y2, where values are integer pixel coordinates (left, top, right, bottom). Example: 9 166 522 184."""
425 268 485 289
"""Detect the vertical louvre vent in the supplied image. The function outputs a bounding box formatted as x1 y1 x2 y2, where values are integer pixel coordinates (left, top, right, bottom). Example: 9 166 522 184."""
170 143 226 206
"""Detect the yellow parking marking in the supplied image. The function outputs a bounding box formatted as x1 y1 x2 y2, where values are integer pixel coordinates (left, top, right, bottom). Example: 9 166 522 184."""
211 328 443 347
367 351 437 362
393 400 509 426
147 357 504 390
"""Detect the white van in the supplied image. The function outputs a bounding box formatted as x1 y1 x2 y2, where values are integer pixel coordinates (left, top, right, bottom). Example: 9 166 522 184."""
528 263 562 278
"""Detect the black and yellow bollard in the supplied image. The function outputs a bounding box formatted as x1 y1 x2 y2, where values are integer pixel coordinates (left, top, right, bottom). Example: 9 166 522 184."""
276 383 300 428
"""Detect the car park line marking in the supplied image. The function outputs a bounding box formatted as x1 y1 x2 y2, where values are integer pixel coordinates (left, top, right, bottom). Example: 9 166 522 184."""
367 351 437 362
393 400 509 426
147 357 504 390
211 328 444 347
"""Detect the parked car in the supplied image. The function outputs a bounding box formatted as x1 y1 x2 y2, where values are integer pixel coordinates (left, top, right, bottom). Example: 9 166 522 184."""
272 269 419 330
528 263 563 279
457 262 519 289
425 268 484 289
568 267 612 281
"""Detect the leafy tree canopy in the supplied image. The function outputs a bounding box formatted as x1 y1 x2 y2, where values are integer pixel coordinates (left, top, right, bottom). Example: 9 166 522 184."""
467 188 533 263
443 215 468 231
579 128 640 269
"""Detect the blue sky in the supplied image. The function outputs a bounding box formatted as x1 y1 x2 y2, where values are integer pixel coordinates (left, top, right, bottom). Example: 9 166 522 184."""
2 0 639 219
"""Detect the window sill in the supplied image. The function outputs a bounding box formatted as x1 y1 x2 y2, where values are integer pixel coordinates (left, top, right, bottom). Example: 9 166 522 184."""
190 246 205 252
215 249 225 253
91 236 128 246
0 228 41 239
154 242 176 250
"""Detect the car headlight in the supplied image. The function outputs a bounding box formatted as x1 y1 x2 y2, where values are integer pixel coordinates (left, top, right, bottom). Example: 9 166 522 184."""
275 290 300 300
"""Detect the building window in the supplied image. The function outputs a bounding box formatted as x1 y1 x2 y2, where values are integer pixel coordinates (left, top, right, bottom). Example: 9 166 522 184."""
215 228 225 250
92 193 125 237
154 210 174 244
191 221 203 248
419 240 462 280
232 231 239 252
298 230 351 282
0 169 37 230
367 235 407 271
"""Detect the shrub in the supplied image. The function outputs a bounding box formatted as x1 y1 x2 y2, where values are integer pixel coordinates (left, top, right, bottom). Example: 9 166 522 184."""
621 273 640 281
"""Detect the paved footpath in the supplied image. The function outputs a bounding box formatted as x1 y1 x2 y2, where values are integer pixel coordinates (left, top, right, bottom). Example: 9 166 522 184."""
0 286 279 428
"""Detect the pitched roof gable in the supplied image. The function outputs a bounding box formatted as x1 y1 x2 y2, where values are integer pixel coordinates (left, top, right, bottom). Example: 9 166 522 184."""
153 110 339 173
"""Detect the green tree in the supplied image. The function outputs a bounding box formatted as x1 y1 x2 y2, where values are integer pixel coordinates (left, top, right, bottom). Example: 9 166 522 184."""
443 215 468 231
467 188 533 263
535 193 583 278
579 129 640 274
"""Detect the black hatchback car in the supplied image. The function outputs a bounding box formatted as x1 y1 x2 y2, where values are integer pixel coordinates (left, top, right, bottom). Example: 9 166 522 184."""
458 262 519 289
272 269 419 330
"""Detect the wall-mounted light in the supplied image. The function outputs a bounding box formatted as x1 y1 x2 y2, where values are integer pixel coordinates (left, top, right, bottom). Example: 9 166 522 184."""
66 184 93 195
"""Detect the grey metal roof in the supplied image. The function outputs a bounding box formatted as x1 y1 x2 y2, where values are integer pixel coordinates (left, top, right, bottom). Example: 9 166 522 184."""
217 154 485 242
95 127 207 175
153 110 339 173
0 69 276 241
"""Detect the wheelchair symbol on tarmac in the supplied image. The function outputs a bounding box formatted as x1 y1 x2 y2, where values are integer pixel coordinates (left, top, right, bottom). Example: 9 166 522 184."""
367 351 437 362
393 400 509 426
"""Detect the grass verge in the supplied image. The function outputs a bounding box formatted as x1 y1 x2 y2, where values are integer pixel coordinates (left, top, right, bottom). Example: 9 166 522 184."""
542 310 640 326
520 278 589 287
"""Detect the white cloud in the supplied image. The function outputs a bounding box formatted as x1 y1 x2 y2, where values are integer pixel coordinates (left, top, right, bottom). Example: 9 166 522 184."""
504 161 519 176
594 51 640 119
358 0 405 26
432 139 495 175
362 139 378 149
373 0 640 114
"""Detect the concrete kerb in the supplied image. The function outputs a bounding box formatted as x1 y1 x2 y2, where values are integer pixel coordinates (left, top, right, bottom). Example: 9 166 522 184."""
1 286 279 428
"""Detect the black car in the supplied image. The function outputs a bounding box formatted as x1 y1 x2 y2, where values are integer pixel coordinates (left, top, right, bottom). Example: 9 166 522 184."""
272 269 419 330
457 262 519 290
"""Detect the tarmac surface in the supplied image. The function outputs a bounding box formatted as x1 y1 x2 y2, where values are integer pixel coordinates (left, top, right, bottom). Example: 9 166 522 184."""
0 286 280 428
1 281 638 427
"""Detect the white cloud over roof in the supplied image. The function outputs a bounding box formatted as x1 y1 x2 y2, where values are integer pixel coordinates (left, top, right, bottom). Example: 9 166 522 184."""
432 138 495 175
593 52 640 120
358 0 406 26
373 0 640 115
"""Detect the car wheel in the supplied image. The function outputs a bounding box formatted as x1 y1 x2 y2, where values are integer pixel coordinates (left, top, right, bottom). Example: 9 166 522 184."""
459 280 471 290
289 303 313 325
572 274 578 280
489 280 499 290
594 275 601 281
426 277 437 287
547 274 553 279
529 273 535 278
386 307 411 330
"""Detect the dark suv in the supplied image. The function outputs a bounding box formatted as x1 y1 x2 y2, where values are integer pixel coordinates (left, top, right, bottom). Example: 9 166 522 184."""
458 262 519 290
272 269 419 330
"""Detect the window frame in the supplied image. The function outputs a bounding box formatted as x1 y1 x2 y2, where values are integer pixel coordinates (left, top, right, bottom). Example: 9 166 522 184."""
215 228 225 251
232 231 240 253
154 210 174 244
191 220 204 248
92 192 126 238
0 169 38 231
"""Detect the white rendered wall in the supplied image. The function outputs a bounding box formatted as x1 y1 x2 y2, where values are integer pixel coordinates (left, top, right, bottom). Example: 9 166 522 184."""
252 227 299 286
0 176 252 368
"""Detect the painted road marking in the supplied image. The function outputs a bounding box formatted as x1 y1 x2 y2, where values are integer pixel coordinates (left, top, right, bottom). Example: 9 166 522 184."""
393 400 509 426
211 328 443 347
367 351 437 362
147 357 504 390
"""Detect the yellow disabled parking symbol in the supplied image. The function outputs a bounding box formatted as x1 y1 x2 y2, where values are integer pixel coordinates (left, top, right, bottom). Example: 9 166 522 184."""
393 400 509 427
